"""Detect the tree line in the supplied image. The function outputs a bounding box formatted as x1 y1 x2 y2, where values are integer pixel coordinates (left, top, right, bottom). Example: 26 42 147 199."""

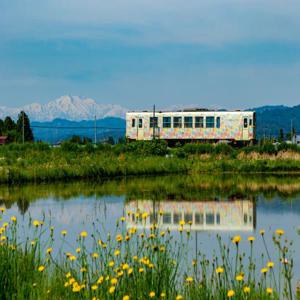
0 111 34 143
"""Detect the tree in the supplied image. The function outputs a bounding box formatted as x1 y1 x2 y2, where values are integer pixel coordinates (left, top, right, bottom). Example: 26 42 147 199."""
278 128 284 142
16 111 34 142
4 116 16 131
0 119 4 135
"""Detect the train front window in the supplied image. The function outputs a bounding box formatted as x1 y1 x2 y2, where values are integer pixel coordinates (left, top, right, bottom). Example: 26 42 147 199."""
132 119 136 127
206 116 215 128
244 118 248 128
216 117 221 128
184 116 193 128
195 116 204 128
163 117 171 128
249 119 252 126
139 118 143 128
150 117 158 128
173 117 182 128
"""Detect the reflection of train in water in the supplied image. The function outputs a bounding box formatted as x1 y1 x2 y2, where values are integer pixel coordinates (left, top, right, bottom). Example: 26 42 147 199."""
126 199 256 231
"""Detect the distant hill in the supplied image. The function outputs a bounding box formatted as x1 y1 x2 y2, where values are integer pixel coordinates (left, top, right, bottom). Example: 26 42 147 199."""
32 117 126 144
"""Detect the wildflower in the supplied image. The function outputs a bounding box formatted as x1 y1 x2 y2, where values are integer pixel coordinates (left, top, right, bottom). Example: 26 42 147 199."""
70 255 77 261
123 296 130 300
176 296 183 300
266 287 273 295
161 292 166 298
142 212 149 219
31 241 36 246
236 274 244 281
149 291 155 298
38 265 45 272
91 285 98 291
259 229 265 235
64 282 69 287
0 236 6 241
139 268 144 273
125 235 130 241
160 231 165 237
128 268 133 275
111 278 118 285
243 286 250 293
109 261 115 267
179 220 185 226
227 290 235 297
116 234 123 242
114 250 120 256
261 268 268 274
232 235 241 244
0 207 5 213
97 276 104 284
186 277 193 283
76 248 81 253
66 272 71 278
33 220 40 227
216 267 224 274
109 286 115 294
248 236 255 242
72 283 81 293
61 230 67 236
122 263 129 270
92 252 99 258
46 247 53 254
267 261 274 268
120 217 125 222
11 216 17 222
117 270 124 277
80 231 87 238
133 255 138 260
33 283 37 287
80 267 87 273
276 229 284 236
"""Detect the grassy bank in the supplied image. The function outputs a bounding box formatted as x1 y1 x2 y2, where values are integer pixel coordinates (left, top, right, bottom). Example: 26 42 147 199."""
0 142 300 184
0 208 295 299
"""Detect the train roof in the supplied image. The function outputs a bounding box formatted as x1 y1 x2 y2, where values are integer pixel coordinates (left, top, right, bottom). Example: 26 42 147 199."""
127 109 254 113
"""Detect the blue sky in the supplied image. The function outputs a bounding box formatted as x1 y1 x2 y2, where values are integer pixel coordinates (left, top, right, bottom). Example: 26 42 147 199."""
1 0 300 110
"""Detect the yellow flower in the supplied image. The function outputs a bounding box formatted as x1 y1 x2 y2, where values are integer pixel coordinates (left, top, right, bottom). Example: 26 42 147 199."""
38 265 45 272
76 248 81 253
80 231 87 238
216 267 224 274
176 295 183 300
11 216 17 222
266 287 273 294
109 261 115 267
3 222 8 228
259 229 265 235
92 252 99 258
128 268 133 275
91 285 98 291
61 230 67 236
261 267 268 274
72 283 81 292
80 267 87 273
46 248 53 254
116 234 123 242
33 220 40 227
236 274 244 281
123 296 130 300
142 212 149 219
276 229 284 236
0 207 5 213
111 278 118 285
69 255 77 261
114 250 120 256
227 290 235 297
179 220 185 226
97 276 104 284
243 286 250 293
232 235 241 244
109 286 115 294
0 236 7 241
161 292 166 298
120 217 126 222
66 272 71 278
160 231 165 237
185 277 193 283
149 291 155 298
248 236 255 242
139 268 144 273
267 261 274 268
122 263 129 270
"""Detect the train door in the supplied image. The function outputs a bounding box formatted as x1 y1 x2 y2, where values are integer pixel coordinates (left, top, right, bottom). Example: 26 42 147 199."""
242 117 249 140
136 117 144 140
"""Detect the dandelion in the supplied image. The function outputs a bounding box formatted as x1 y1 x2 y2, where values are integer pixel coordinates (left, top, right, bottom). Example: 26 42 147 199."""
243 286 250 293
92 252 99 258
216 267 224 274
80 267 87 273
38 265 45 272
236 274 244 281
0 207 5 213
261 267 268 274
179 220 185 226
76 248 81 253
266 287 273 295
66 272 71 278
122 263 129 270
185 277 193 283
232 235 241 244
267 261 274 268
46 247 53 254
227 290 235 297
161 292 166 298
97 276 104 284
114 250 120 256
160 231 165 237
69 255 77 261
142 212 149 219
248 236 255 242
176 295 183 300
149 291 155 298
91 285 98 291
276 229 284 236
139 268 144 273
109 286 115 294
111 278 118 285
72 283 81 293
80 231 87 238
259 229 265 235
61 230 67 236
11 216 17 222
120 217 125 222
116 234 123 242
33 220 40 227
109 261 115 267
123 296 130 300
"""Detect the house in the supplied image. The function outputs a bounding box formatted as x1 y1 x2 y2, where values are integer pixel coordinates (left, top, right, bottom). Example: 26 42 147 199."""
292 134 300 146
0 136 8 145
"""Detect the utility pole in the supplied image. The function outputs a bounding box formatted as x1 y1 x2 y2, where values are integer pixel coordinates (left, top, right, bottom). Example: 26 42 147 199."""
152 104 156 140
94 115 97 144
22 111 25 144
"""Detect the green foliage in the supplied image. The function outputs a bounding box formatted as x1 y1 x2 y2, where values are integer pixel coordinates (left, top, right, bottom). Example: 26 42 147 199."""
16 111 34 142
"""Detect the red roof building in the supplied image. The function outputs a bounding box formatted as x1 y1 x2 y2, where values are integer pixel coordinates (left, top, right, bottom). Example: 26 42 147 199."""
0 136 8 145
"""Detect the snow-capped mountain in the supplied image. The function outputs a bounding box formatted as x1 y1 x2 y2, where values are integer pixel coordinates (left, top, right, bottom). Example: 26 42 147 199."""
0 95 128 121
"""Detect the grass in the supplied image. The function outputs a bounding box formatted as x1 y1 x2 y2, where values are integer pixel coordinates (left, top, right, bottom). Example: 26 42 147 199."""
0 208 296 299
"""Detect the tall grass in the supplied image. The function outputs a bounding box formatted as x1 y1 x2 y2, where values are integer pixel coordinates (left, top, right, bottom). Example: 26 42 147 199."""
0 208 295 299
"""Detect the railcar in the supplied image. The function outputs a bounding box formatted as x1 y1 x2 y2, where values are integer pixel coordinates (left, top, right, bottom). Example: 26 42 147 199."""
126 109 256 145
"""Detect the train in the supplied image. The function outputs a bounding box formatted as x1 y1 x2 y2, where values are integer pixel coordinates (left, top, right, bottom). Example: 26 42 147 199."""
126 109 256 145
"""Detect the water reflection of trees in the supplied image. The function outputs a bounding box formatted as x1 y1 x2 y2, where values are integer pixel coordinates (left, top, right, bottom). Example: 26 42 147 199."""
0 174 300 214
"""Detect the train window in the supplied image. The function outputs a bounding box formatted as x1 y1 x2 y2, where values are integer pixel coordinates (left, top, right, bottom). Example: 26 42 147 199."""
216 213 220 224
206 213 215 225
139 118 143 128
184 213 193 223
163 213 171 224
163 117 171 128
206 116 215 128
150 117 158 128
216 117 221 128
184 116 193 128
173 117 182 128
173 213 181 224
195 116 204 128
244 118 248 128
195 213 204 224
132 119 136 127
249 119 252 126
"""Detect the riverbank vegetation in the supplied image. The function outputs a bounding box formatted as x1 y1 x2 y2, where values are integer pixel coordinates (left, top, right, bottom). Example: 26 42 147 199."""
0 208 295 299
0 141 300 184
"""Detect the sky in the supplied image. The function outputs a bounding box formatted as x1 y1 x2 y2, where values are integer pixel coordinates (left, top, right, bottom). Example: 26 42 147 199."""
1 0 300 110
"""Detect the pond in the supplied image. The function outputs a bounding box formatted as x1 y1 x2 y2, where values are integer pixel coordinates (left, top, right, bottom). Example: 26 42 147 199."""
0 174 299 288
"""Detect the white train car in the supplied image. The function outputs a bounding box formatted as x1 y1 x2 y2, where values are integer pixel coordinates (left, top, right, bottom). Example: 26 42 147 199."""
126 109 256 144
